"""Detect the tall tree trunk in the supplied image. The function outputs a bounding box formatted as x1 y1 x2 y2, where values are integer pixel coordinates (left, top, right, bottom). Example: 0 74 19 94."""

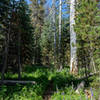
59 0 62 70
1 33 9 81
18 30 21 79
1 22 10 81
70 0 78 74
52 0 57 65
89 43 96 73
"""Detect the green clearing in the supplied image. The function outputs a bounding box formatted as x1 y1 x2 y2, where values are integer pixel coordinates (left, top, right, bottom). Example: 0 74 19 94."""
0 65 99 100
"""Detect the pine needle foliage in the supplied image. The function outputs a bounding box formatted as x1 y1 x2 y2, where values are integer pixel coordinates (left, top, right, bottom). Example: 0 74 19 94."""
75 0 100 72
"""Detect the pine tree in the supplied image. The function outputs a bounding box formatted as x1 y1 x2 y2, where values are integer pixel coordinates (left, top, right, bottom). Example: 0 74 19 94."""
75 0 100 74
30 0 46 64
0 0 34 73
18 0 34 64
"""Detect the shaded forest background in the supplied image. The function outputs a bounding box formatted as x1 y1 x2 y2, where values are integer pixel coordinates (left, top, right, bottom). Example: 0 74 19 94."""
0 0 99 73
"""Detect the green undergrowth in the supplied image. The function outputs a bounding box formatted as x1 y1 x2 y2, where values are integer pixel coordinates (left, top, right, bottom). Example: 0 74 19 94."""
0 65 99 100
51 88 86 100
51 73 100 100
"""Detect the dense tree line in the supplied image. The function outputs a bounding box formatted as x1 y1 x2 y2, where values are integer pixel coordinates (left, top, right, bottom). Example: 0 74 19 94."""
0 0 100 76
0 0 34 74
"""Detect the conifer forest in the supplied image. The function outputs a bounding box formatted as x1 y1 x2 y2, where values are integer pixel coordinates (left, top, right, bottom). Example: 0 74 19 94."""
0 0 100 100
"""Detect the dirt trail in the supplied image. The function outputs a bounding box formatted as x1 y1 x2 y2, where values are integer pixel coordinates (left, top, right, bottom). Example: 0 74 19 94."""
43 80 54 100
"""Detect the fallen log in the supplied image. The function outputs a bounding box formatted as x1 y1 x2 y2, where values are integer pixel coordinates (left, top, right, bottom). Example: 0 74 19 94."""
0 80 36 84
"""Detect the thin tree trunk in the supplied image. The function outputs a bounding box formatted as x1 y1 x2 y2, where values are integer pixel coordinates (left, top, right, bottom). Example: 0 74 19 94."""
70 0 78 74
89 44 96 73
59 0 62 49
18 1 21 79
1 34 8 81
52 0 57 65
59 0 62 70
18 31 21 79
1 25 10 81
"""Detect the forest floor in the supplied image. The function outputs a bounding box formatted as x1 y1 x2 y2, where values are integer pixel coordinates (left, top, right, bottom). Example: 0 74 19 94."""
43 80 54 100
0 65 100 100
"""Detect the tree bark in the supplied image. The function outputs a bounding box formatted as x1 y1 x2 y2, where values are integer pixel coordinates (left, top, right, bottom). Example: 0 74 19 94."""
18 30 21 79
70 0 78 74
1 21 10 81
1 33 9 81
59 0 62 70
59 0 62 49
52 0 57 65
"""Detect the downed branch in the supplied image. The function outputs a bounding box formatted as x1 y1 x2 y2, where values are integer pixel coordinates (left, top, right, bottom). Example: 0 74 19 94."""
0 80 36 84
